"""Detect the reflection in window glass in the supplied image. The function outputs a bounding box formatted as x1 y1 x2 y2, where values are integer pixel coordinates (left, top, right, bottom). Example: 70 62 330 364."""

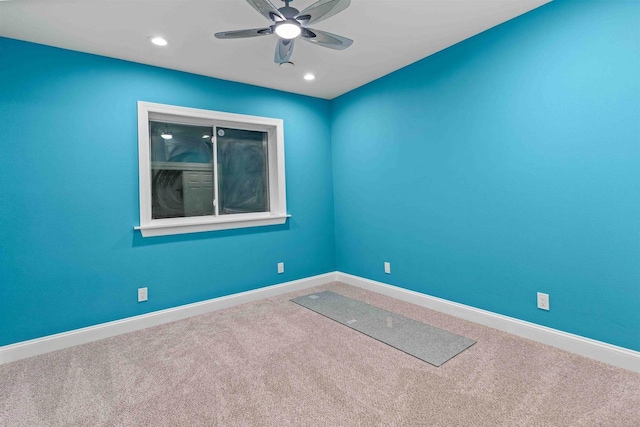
149 121 213 219
217 128 269 215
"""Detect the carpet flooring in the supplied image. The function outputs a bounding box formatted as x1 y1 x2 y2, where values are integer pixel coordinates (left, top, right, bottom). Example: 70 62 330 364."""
1 282 639 426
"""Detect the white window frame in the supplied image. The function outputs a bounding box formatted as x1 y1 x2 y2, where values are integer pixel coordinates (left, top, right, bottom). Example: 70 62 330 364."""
135 101 288 237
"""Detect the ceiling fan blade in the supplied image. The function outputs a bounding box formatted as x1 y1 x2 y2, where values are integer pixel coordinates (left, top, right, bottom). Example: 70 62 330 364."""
295 0 351 25
214 27 273 39
274 38 295 63
245 0 285 22
301 28 353 50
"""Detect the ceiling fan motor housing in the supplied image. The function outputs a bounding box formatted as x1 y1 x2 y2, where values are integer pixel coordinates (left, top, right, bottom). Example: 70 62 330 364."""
278 6 299 19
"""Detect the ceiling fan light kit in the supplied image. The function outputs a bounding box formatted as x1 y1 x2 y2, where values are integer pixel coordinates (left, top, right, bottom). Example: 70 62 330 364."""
215 0 353 64
275 21 301 39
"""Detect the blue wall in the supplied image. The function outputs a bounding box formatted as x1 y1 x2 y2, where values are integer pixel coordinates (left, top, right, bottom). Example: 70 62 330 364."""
332 0 640 351
2 0 639 352
0 38 336 346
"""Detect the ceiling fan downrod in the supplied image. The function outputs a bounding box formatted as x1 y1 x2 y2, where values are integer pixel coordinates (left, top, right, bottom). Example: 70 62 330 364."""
279 0 298 18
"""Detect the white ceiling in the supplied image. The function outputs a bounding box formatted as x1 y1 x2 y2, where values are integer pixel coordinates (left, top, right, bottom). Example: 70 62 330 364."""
0 0 551 99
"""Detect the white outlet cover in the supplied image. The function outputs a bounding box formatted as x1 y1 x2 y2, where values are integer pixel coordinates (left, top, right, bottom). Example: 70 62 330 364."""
277 262 284 274
537 292 549 311
138 287 148 302
384 262 391 274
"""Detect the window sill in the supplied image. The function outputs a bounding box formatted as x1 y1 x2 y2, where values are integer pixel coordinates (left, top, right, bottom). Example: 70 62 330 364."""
135 214 291 237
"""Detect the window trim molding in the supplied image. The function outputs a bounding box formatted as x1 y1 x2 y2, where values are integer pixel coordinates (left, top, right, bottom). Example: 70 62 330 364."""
136 101 288 237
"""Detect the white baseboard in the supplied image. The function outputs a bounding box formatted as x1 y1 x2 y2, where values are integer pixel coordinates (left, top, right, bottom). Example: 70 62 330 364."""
0 272 338 365
3 271 638 373
337 272 640 373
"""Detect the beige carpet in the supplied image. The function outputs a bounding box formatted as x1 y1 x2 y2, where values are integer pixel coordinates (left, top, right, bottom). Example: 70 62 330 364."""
1 282 639 426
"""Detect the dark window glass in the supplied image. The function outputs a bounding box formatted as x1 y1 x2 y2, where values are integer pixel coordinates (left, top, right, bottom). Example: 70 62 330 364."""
149 121 213 219
217 128 269 215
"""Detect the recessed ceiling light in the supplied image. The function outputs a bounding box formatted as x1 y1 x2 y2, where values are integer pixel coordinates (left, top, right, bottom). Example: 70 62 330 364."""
149 36 168 46
160 131 173 140
202 134 210 139
304 73 316 81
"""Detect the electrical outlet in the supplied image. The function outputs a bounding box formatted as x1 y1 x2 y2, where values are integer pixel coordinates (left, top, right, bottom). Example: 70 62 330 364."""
384 262 391 274
537 292 549 311
277 262 285 274
138 287 148 302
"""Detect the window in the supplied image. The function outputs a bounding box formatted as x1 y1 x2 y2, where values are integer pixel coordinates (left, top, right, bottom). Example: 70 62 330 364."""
136 102 288 237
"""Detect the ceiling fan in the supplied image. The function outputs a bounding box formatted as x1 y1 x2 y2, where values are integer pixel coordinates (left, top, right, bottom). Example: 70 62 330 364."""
214 0 353 64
